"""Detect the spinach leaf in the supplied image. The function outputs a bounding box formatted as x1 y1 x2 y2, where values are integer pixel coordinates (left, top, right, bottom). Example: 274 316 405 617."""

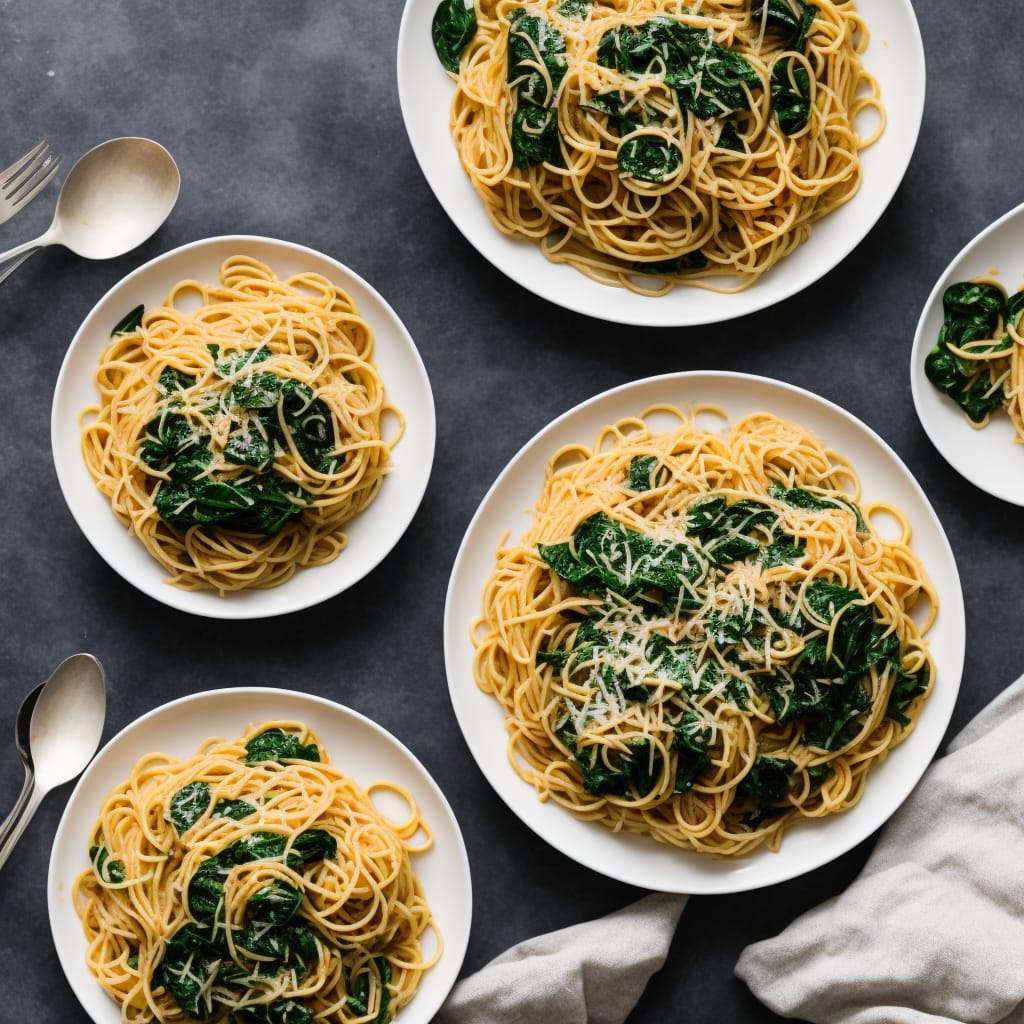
555 0 589 16
598 18 761 120
286 828 338 866
347 957 393 1024
557 720 659 797
753 0 818 52
431 0 477 73
739 754 794 802
627 454 665 492
507 8 568 167
168 780 211 835
111 304 144 336
237 921 320 976
770 56 812 134
925 280 1016 422
886 661 930 727
245 727 321 765
158 924 222 1017
249 880 303 926
213 797 257 820
672 713 712 792
89 845 125 884
617 132 682 183
539 511 705 604
685 495 779 565
238 1002 314 1024
771 483 867 533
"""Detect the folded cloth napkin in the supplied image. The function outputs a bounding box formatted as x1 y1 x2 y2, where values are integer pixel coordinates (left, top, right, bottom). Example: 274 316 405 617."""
437 891 687 1024
735 673 1024 1024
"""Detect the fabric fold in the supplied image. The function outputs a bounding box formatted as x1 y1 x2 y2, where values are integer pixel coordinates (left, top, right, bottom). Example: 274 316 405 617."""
438 891 688 1024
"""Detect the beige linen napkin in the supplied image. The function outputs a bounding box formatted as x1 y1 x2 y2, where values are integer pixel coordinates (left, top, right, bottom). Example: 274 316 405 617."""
437 891 687 1024
735 674 1024 1024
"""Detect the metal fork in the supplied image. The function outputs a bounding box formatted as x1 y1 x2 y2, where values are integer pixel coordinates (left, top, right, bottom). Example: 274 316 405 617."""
0 141 60 226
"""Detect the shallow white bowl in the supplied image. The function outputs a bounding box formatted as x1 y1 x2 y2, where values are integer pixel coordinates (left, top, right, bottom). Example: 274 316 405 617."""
397 0 925 326
910 201 1024 505
52 235 436 618
48 687 472 1024
444 371 964 894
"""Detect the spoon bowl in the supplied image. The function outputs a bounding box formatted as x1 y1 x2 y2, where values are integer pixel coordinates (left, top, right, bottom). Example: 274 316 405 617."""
0 654 106 871
0 137 179 283
30 654 107 790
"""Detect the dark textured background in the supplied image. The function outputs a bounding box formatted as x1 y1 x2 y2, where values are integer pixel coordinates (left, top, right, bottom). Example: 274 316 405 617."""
1 1 1021 1021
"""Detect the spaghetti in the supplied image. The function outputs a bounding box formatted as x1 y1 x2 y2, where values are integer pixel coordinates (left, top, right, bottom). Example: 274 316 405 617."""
437 0 883 293
473 408 935 856
73 721 438 1024
81 256 400 594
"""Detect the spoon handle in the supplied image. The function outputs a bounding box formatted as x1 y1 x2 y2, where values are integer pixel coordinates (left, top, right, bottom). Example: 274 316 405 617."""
0 767 42 871
0 248 38 286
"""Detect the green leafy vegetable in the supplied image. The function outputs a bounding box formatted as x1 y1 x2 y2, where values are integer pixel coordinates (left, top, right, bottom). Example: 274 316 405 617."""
168 781 212 835
346 957 393 1024
245 727 321 765
507 7 568 166
753 0 818 53
213 796 258 820
89 845 126 884
924 281 1022 423
538 511 706 606
770 56 812 134
111 305 144 336
431 0 477 72
739 754 794 802
597 18 761 120
617 132 682 183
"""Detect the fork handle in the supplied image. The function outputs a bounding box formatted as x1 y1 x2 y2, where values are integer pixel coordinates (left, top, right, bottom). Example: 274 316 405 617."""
0 247 37 286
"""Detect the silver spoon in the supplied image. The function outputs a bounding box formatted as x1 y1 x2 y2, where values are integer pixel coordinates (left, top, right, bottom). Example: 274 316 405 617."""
0 653 106 870
0 136 179 285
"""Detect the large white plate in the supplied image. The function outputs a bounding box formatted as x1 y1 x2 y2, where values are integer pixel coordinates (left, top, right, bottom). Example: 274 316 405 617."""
397 0 925 327
444 372 964 894
910 201 1024 505
48 687 472 1024
52 235 436 619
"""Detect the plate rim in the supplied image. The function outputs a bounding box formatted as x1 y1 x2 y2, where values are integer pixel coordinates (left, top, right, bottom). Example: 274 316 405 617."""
910 199 1024 506
443 369 965 893
396 0 926 327
46 685 472 1024
51 234 437 619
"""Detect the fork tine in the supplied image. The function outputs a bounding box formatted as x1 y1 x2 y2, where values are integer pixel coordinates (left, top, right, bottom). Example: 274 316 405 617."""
2 144 55 198
0 141 49 191
7 157 60 209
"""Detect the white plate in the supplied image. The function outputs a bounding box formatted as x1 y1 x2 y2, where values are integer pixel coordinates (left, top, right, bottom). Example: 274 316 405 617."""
910 201 1024 505
48 687 472 1024
52 235 436 619
443 371 964 894
397 0 925 327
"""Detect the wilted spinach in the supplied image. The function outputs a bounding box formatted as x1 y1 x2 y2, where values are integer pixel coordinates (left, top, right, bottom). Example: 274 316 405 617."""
431 0 477 72
506 8 568 166
111 304 145 336
770 56 812 134
753 0 818 53
168 781 212 835
924 280 1022 422
142 347 342 537
244 727 321 765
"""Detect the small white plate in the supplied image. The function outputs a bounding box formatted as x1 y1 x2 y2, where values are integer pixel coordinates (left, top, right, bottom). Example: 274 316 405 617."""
397 0 925 326
52 235 436 618
910 201 1024 505
444 371 964 894
48 687 472 1024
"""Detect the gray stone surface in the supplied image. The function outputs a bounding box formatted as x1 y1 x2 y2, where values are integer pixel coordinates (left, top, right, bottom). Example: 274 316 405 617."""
0 1 1021 1022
